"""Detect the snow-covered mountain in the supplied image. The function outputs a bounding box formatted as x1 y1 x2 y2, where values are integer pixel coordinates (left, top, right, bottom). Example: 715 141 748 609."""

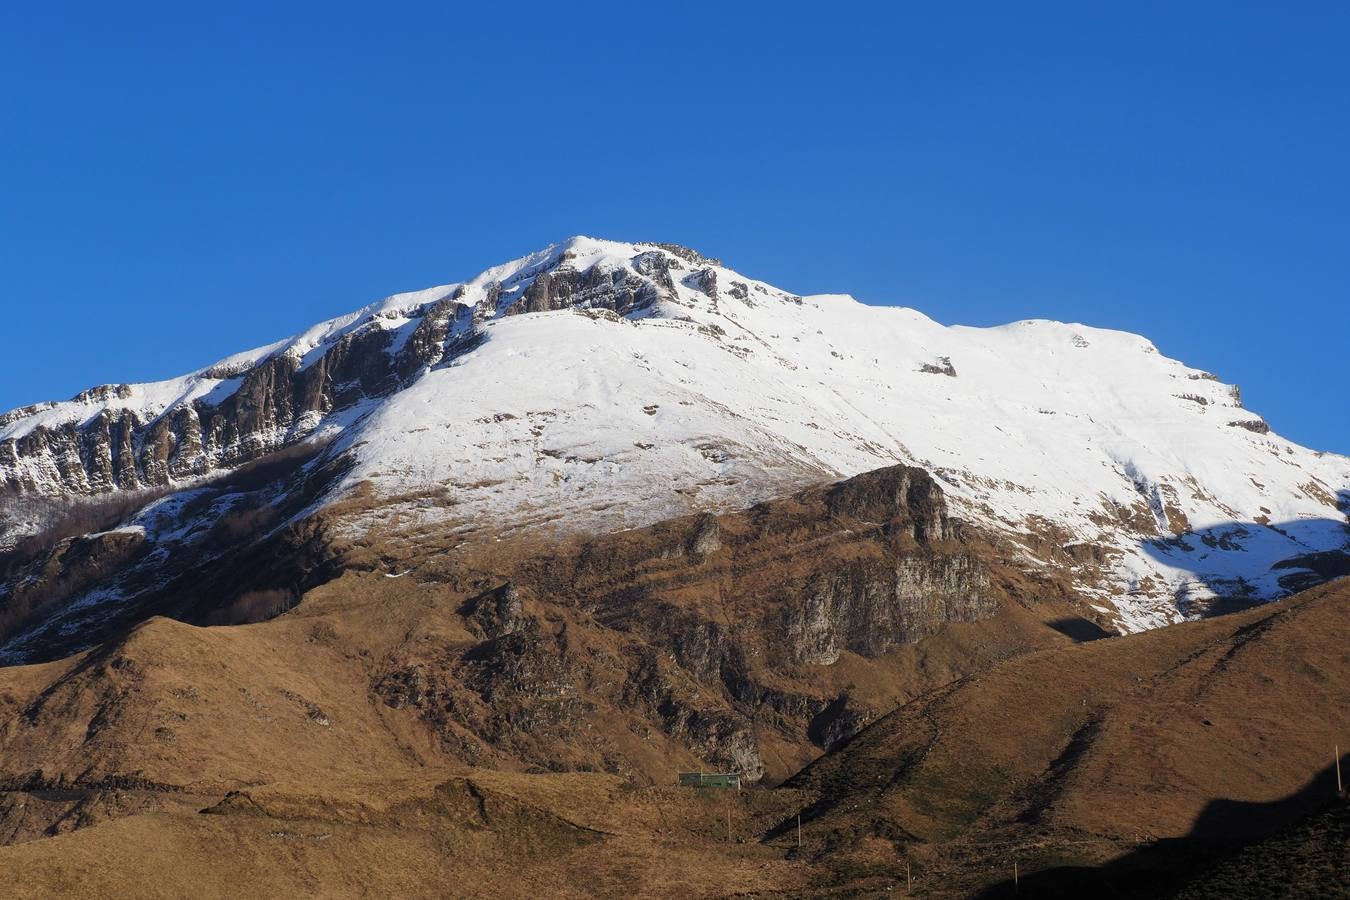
2 236 1347 632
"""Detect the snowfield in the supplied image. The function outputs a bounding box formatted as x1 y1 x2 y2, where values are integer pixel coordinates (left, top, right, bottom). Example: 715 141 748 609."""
3 236 1347 632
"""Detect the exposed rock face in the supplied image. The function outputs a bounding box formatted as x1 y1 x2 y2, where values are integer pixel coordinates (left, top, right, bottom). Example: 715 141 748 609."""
825 465 949 540
465 583 527 638
919 356 958 377
394 299 470 383
807 692 874 752
373 465 1003 783
0 241 689 501
683 268 720 304
1 329 407 496
0 529 150 640
510 257 669 317
686 514 721 557
784 555 992 665
1228 418 1271 434
0 443 349 661
648 242 721 267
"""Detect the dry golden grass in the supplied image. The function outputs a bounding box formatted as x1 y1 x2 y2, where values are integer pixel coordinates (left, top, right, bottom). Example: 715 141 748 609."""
1 580 1345 896
786 579 1350 896
1 771 815 899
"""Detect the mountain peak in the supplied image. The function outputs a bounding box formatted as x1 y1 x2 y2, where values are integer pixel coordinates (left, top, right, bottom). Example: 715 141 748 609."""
550 235 721 266
1 238 1347 645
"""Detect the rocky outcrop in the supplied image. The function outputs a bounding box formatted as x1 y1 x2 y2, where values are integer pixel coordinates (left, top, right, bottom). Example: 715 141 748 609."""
1 341 370 496
807 692 874 752
1228 418 1271 435
683 268 719 303
0 242 697 503
0 444 349 661
648 242 721 267
464 582 527 638
919 356 958 377
782 555 993 665
394 299 473 382
0 529 150 641
510 258 668 316
374 465 1003 784
824 465 949 540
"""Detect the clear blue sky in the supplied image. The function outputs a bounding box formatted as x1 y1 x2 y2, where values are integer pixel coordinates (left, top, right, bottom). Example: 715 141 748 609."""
3 3 1347 452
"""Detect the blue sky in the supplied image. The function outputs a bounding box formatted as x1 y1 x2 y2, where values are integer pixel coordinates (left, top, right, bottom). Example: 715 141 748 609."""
3 3 1347 452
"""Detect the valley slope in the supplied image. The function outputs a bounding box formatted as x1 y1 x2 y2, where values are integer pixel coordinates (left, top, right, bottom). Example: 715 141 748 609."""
0 542 1343 898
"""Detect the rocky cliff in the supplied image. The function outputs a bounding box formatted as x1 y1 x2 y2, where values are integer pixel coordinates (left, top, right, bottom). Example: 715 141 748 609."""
371 465 1008 782
0 242 701 501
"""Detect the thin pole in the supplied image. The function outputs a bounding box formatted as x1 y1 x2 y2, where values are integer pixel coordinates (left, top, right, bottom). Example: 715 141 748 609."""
1014 859 1019 893
906 861 912 891
727 803 732 842
796 813 802 850
1337 744 1343 793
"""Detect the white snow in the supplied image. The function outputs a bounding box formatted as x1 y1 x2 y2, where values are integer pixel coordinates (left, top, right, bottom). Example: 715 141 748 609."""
4 236 1347 632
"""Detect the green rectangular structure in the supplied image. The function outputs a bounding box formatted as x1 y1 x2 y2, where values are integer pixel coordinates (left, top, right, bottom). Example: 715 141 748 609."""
678 772 741 789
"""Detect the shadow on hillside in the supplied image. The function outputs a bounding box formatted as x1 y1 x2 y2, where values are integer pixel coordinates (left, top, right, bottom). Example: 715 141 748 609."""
972 755 1349 899
1046 616 1113 642
1137 490 1349 618
0 441 347 667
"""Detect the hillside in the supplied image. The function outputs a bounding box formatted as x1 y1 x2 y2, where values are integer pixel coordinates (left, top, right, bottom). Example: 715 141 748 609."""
0 466 1083 790
1172 796 1348 899
0 514 1343 897
784 578 1350 896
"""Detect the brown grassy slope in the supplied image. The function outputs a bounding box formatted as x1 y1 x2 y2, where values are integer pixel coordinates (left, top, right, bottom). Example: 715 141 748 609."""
0 586 824 896
322 465 1096 783
8 462 1342 896
0 610 421 792
0 579 1343 896
782 578 1350 895
0 567 1067 793
0 464 1101 898
0 770 817 899
0 464 1105 797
